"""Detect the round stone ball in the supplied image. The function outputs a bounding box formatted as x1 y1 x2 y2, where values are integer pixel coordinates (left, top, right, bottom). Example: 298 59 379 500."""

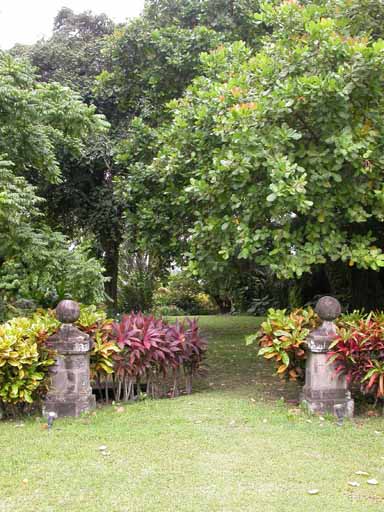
315 296 341 321
55 300 80 324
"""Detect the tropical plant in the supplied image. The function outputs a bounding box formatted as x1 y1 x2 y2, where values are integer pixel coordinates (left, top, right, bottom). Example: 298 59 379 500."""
0 302 206 417
0 313 59 417
329 313 384 401
153 272 219 315
247 307 318 381
110 312 207 401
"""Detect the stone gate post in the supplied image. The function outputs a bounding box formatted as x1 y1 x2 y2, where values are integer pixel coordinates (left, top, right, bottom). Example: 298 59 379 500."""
301 296 354 418
43 300 96 417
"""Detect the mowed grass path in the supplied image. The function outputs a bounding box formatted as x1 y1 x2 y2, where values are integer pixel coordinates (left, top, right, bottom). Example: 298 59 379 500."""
1 316 384 512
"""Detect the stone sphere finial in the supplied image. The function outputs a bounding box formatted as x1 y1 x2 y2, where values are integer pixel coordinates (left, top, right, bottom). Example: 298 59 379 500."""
315 296 341 321
55 300 80 324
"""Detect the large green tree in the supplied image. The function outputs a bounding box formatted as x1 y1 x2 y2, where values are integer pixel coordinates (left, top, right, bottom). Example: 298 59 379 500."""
128 0 384 309
11 8 124 308
12 5 228 310
104 0 269 309
0 53 107 310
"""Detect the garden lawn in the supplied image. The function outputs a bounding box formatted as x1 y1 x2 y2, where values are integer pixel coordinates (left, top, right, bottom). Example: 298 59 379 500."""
1 315 384 512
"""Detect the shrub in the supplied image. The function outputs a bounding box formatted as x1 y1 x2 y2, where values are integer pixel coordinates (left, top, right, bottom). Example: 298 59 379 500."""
118 270 158 313
247 308 318 381
0 311 59 417
329 313 384 401
153 273 219 315
110 312 207 400
75 305 120 400
152 304 186 317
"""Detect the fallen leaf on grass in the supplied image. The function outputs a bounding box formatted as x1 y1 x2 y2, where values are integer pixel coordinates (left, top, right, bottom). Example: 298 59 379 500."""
355 471 369 476
307 489 319 495
367 479 378 485
115 406 124 413
347 481 360 487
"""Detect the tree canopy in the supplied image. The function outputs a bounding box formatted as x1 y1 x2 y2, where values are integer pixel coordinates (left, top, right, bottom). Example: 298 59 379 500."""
5 0 384 313
130 0 384 284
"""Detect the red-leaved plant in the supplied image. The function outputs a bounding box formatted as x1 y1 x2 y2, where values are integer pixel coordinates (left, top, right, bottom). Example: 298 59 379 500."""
111 312 206 401
328 313 384 401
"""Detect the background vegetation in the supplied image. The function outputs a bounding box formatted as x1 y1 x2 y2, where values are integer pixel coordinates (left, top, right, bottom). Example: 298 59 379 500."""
3 0 384 317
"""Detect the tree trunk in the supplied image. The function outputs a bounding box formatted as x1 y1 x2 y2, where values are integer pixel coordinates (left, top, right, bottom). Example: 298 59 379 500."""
212 295 232 314
325 262 384 311
103 238 120 312
350 268 384 311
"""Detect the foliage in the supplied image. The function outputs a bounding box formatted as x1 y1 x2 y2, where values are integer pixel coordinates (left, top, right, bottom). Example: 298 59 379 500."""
77 304 108 329
100 17 223 123
153 272 219 315
0 53 107 181
11 9 126 310
74 305 119 387
141 0 384 289
0 312 58 417
110 312 207 400
143 0 265 45
0 52 108 309
251 304 384 402
0 303 206 415
329 313 384 400
9 2 268 313
1 236 106 309
247 307 318 381
152 304 186 317
118 268 159 314
103 0 267 310
11 7 114 101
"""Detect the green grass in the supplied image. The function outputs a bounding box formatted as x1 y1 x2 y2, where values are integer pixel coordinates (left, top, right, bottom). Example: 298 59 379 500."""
1 315 384 511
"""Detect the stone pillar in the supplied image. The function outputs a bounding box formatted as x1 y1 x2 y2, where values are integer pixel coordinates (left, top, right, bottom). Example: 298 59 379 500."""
43 300 96 418
301 296 354 418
